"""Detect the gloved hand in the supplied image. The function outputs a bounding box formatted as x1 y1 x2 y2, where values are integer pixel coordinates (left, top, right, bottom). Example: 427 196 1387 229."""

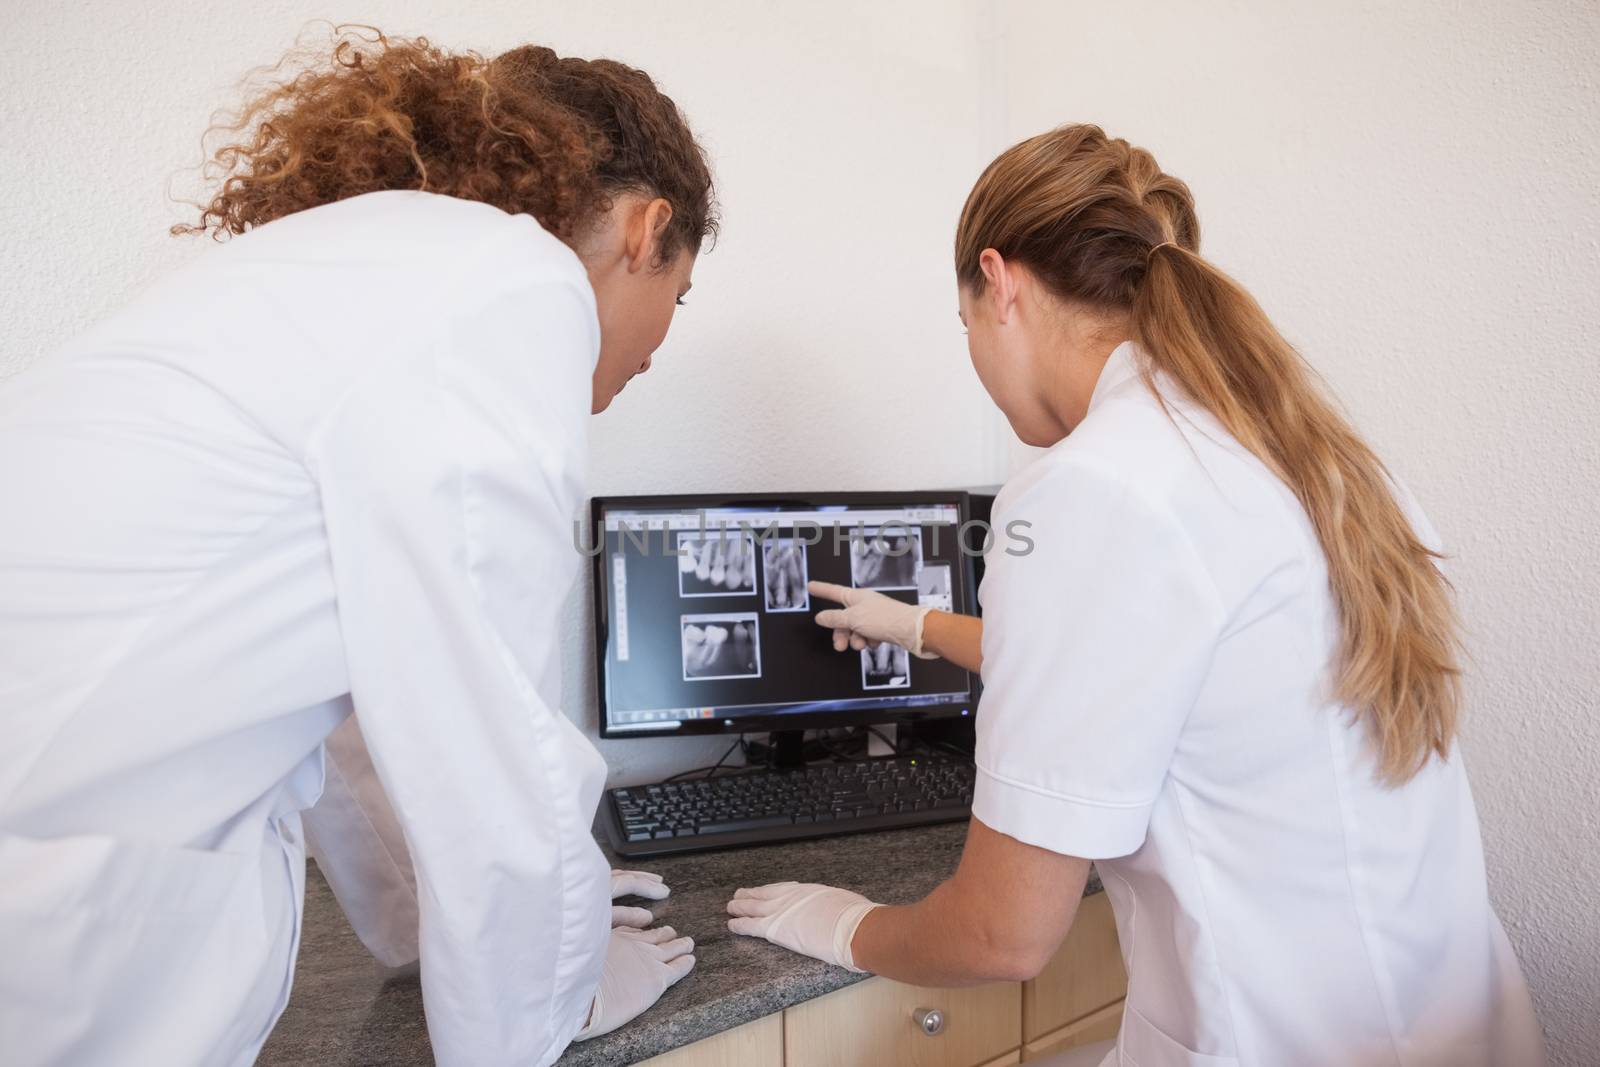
808 581 935 659
610 868 671 928
725 881 882 972
574 925 696 1041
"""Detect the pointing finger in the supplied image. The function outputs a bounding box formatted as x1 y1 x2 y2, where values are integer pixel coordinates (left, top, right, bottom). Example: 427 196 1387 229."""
808 581 854 606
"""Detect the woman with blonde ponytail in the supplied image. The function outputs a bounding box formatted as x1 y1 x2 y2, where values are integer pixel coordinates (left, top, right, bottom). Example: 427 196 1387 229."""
731 125 1545 1066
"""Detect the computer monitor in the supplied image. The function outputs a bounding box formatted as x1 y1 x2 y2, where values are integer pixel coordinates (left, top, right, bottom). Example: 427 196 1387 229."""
591 491 980 740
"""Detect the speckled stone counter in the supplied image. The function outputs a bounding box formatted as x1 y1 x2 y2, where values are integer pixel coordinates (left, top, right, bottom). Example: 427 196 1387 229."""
258 821 1102 1066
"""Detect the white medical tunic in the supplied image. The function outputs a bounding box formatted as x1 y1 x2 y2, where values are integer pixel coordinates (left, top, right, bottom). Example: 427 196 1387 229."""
0 191 611 1066
973 343 1545 1067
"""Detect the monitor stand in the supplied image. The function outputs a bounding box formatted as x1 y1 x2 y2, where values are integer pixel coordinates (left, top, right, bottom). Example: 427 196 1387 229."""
757 722 973 770
769 729 807 770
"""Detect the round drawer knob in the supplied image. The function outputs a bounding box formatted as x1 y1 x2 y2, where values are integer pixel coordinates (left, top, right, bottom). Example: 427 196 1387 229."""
912 1007 945 1036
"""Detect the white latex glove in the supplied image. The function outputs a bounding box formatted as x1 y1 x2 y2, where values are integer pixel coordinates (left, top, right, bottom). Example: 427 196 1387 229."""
611 868 670 928
808 580 935 659
725 881 881 973
574 925 696 1041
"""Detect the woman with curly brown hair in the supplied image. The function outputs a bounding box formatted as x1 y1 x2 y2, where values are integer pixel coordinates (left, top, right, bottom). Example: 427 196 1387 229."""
0 30 712 1066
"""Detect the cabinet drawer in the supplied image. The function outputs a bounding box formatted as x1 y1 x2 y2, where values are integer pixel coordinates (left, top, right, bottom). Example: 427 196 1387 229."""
785 975 1022 1067
1022 891 1126 1040
634 1012 782 1067
1021 1000 1123 1062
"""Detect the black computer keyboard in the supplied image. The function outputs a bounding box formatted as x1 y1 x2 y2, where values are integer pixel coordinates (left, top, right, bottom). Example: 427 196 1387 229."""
600 755 975 857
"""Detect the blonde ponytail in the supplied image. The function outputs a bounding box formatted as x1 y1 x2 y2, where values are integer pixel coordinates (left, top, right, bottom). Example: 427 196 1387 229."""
957 125 1461 784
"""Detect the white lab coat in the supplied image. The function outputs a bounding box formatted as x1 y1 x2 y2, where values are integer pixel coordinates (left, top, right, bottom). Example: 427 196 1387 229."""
973 343 1546 1067
0 191 612 1066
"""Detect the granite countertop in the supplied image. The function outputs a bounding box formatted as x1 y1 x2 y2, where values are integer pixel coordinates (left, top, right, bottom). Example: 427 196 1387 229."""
259 821 1102 1066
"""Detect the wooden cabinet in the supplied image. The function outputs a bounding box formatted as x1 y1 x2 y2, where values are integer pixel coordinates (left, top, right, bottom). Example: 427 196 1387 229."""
786 977 1021 1067
639 893 1123 1067
636 1013 782 1067
1022 891 1127 1041
976 1051 1022 1067
1021 1001 1124 1062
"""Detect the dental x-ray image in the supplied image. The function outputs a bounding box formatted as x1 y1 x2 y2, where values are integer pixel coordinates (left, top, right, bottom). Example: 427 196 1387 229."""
861 641 911 689
917 562 953 612
762 538 810 612
681 612 762 680
850 527 922 590
677 529 757 596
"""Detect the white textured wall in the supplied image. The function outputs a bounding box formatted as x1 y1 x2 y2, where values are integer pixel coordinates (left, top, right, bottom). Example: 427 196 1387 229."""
993 2 1600 1061
4 2 1595 1061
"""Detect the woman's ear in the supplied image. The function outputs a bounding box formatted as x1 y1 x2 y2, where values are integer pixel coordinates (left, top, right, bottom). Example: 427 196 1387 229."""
627 197 675 273
978 248 1016 325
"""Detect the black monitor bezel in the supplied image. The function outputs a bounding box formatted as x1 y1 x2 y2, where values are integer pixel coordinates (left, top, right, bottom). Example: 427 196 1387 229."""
590 490 981 739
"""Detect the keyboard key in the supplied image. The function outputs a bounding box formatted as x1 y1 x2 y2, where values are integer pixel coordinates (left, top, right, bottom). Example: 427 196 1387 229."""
696 814 792 835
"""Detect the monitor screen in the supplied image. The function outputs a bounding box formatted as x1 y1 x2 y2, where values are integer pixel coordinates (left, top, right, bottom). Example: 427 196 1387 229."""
591 492 979 737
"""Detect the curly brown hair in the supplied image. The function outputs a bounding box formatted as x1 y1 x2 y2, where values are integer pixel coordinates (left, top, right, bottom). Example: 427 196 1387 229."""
174 27 717 261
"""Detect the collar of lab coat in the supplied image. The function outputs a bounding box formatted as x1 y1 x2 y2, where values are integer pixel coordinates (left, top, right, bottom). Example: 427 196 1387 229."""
1085 340 1145 415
